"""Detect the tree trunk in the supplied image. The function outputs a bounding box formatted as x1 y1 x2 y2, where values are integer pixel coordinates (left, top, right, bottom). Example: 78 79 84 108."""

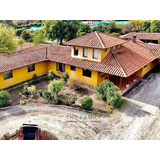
60 39 63 45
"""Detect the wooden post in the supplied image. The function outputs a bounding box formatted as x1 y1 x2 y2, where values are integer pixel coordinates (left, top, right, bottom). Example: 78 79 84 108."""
107 74 110 81
119 77 122 89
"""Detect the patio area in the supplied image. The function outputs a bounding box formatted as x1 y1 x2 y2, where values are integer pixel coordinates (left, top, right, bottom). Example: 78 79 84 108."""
109 75 141 94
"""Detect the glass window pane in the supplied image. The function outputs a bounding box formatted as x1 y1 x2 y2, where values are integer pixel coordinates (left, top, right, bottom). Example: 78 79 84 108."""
28 64 35 72
83 48 88 57
93 49 98 59
3 70 13 80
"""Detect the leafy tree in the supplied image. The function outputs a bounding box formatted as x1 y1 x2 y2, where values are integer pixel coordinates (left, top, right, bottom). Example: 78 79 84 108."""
109 32 121 37
106 87 122 108
63 93 77 106
48 70 56 81
92 24 106 32
78 23 91 36
0 90 10 108
43 20 80 45
150 20 160 33
81 96 93 110
142 21 151 32
21 29 32 41
158 36 160 44
33 29 45 44
42 80 64 104
62 72 69 82
16 28 25 36
129 20 144 31
18 39 24 50
105 21 121 34
95 80 119 101
0 23 18 54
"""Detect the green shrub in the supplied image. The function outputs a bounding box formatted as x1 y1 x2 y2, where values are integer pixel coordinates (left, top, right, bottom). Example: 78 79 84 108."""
37 89 43 97
81 96 93 110
20 100 25 105
48 70 56 81
63 93 77 106
32 74 39 83
42 80 64 104
106 88 122 108
22 82 30 97
62 72 69 82
21 29 32 41
0 90 10 108
95 80 119 101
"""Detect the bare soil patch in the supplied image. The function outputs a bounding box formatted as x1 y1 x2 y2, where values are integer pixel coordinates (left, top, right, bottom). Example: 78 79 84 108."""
8 79 108 113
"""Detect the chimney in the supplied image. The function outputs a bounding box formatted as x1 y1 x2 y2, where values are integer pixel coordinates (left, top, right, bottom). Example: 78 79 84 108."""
132 35 137 43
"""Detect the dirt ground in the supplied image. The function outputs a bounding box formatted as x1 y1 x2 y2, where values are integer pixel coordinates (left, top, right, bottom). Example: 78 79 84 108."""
9 79 107 112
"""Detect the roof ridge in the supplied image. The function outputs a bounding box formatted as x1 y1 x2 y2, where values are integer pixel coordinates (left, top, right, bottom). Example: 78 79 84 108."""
111 52 127 77
95 31 105 48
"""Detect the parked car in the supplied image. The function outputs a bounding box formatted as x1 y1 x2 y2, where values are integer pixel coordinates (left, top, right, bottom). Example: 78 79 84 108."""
20 124 41 140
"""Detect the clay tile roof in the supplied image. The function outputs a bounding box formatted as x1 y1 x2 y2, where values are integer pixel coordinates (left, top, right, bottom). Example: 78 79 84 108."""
120 32 160 41
146 43 160 58
48 40 156 77
0 48 47 73
65 31 126 49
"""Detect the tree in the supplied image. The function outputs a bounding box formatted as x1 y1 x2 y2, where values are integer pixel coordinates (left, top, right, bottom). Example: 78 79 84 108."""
43 20 80 45
95 80 119 101
129 20 144 31
42 79 64 104
142 21 151 32
18 39 24 50
33 29 45 44
105 21 121 34
48 70 56 81
21 29 32 41
92 24 106 32
0 23 18 54
150 20 160 33
0 90 10 108
78 23 91 36
158 36 160 44
121 23 134 34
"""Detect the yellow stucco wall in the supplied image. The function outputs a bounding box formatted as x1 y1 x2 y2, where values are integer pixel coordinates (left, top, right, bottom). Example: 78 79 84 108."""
48 61 99 86
71 45 119 62
0 61 48 89
135 60 159 77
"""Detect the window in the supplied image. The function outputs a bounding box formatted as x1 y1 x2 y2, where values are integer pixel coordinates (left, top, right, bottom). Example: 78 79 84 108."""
3 70 13 80
71 65 76 71
56 63 65 72
101 72 106 77
83 69 92 78
93 49 98 59
74 47 78 56
28 64 35 72
83 48 88 57
144 65 147 68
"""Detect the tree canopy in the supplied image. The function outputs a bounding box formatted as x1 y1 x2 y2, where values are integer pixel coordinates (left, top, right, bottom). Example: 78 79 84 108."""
42 20 80 45
33 29 45 44
0 23 18 54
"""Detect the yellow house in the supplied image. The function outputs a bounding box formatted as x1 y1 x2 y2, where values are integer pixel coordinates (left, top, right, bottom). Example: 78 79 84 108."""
0 32 159 91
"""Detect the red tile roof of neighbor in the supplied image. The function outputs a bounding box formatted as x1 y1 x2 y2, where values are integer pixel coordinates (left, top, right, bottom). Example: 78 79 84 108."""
65 31 126 49
119 32 160 41
0 32 158 77
146 43 160 59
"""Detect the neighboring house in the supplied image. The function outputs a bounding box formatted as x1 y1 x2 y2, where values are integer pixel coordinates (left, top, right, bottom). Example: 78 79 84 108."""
119 32 160 44
0 32 160 93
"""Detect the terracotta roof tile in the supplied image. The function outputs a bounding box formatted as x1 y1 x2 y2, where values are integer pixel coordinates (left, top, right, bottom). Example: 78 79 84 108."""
120 32 160 41
65 31 126 49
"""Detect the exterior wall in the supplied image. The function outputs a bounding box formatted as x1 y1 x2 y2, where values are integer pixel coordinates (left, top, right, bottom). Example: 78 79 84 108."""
135 60 159 77
71 45 120 62
0 62 48 90
48 61 99 86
